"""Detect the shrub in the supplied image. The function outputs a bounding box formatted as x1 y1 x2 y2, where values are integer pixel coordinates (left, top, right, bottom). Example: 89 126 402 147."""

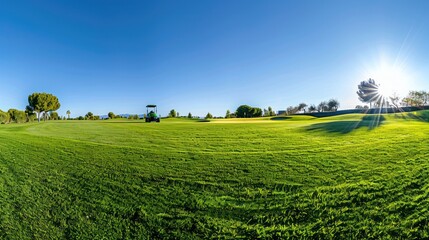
8 109 27 123
0 110 9 124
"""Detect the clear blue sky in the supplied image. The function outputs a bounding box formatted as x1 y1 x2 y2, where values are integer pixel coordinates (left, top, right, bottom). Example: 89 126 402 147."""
1 0 429 117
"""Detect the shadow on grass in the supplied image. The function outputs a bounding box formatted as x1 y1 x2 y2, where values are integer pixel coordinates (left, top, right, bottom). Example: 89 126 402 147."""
393 111 429 122
306 115 385 134
414 111 429 122
270 116 292 120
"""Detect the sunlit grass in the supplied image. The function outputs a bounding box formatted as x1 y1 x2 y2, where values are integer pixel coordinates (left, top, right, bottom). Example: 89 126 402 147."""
0 112 429 238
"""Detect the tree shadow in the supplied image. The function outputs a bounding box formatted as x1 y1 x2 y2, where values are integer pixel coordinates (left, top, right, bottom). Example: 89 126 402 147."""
306 115 385 134
270 116 291 120
392 112 429 122
415 111 429 122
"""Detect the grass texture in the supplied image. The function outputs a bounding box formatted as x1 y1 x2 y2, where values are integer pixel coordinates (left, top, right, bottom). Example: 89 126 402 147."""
1 112 429 239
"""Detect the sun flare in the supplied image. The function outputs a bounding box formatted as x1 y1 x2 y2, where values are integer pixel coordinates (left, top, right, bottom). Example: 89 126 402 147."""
369 63 409 98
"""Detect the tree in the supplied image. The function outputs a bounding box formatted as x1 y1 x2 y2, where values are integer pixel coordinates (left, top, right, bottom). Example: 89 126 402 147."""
50 111 59 120
225 110 231 118
66 110 71 119
308 105 317 112
7 109 26 123
176 112 180 117
25 105 37 122
205 112 213 119
187 112 192 118
317 101 328 112
169 109 176 118
28 93 61 122
236 105 252 118
357 78 379 108
389 93 400 109
85 112 94 120
297 103 307 113
327 99 340 111
286 106 298 115
235 105 262 118
403 90 426 107
0 110 9 124
263 108 269 117
108 112 115 119
268 106 275 116
251 107 263 117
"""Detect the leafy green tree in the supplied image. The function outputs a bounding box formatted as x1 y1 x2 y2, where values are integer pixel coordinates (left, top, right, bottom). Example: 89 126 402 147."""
169 109 176 118
66 110 71 119
85 112 94 120
263 108 269 117
402 90 427 107
8 109 27 123
108 112 115 119
236 105 252 118
225 110 231 118
28 93 61 122
251 107 263 117
268 106 275 116
0 110 9 124
128 114 138 120
205 112 213 119
50 111 59 120
188 112 192 118
25 105 37 122
327 99 340 111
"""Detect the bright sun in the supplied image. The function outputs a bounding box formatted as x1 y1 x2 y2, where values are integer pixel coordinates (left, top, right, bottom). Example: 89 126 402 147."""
369 63 409 98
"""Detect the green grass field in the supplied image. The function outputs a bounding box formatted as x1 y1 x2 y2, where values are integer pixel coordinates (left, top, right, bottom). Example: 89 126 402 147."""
1 112 429 239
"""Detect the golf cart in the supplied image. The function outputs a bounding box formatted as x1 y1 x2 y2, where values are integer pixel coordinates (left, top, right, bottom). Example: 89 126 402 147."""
145 105 160 122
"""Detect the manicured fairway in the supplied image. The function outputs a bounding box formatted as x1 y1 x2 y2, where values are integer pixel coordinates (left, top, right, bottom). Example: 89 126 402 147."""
1 112 429 239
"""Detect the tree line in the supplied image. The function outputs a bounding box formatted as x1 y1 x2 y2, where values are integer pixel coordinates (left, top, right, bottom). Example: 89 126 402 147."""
167 105 276 120
357 78 429 108
1 92 342 124
283 99 340 115
1 93 61 124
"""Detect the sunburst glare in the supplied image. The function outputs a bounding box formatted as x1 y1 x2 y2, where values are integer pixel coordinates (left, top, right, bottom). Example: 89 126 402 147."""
370 63 409 99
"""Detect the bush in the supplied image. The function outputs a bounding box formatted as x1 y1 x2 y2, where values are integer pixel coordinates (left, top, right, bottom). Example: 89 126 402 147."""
108 112 115 119
205 112 213 119
0 110 9 124
27 113 37 122
8 109 27 123
50 111 59 120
